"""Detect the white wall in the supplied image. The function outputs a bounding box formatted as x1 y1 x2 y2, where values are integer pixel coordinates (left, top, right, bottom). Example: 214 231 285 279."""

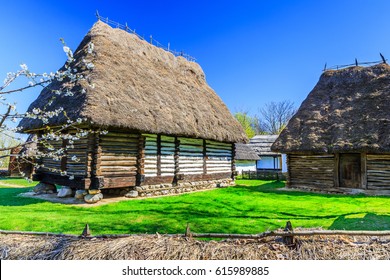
236 161 257 174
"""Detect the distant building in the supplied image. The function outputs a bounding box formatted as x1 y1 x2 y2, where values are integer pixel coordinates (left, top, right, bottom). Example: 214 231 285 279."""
250 135 286 172
234 143 260 174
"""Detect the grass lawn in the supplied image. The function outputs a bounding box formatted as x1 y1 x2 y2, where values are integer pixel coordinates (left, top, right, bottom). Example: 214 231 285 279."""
0 179 389 235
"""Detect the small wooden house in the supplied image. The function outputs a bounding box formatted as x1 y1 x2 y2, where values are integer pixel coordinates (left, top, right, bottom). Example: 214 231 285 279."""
18 21 247 198
250 135 286 172
272 63 390 195
234 143 260 174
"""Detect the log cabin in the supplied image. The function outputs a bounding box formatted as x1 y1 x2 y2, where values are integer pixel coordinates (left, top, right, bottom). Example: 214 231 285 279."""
18 21 247 198
272 63 390 195
234 143 260 174
249 135 286 172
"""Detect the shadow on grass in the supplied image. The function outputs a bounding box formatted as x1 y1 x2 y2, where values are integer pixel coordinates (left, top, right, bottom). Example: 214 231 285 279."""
0 187 45 206
235 181 376 199
329 213 390 230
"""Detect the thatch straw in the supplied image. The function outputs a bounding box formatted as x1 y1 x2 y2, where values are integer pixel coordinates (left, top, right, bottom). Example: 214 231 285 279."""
18 21 247 144
1 232 389 260
272 63 390 153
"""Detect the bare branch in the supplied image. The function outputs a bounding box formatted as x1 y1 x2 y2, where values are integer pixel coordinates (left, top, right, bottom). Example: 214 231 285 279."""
0 105 12 128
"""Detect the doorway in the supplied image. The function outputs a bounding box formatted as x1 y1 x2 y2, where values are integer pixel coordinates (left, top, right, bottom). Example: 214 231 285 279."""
339 153 361 188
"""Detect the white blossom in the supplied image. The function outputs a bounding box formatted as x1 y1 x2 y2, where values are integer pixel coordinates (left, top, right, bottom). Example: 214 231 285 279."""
86 62 94 69
20 64 28 71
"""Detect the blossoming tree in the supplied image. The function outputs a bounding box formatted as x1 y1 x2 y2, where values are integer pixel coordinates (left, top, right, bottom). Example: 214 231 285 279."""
1 40 100 180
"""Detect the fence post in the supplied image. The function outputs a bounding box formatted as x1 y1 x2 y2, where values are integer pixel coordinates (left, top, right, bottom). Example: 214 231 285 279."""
282 221 294 247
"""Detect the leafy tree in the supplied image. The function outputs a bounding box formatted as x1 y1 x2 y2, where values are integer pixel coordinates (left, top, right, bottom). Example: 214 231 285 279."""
234 111 257 139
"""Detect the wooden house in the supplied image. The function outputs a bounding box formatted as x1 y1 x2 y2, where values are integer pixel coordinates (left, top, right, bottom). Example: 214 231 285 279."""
249 135 286 172
18 21 247 198
272 63 390 195
234 143 260 174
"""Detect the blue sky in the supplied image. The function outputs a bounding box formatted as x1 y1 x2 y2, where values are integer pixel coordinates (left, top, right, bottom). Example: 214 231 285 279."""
2 0 390 118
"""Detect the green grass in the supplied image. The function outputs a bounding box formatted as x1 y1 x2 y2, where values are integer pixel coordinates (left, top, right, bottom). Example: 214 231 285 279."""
0 179 389 235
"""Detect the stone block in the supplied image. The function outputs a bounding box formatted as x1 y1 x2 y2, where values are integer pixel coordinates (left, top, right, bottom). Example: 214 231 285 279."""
84 193 103 204
125 190 139 198
75 190 88 199
33 182 57 194
57 186 73 198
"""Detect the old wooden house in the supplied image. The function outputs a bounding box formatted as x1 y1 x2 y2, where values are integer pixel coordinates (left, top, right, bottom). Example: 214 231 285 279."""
234 143 260 174
272 63 390 195
250 135 286 172
18 21 247 198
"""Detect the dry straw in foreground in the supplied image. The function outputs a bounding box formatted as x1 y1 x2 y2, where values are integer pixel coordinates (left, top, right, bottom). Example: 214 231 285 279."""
1 232 389 260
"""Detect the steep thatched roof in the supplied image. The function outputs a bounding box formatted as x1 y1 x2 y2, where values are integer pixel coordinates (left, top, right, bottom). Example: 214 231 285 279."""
250 135 280 156
234 143 260 160
272 63 390 153
19 21 247 143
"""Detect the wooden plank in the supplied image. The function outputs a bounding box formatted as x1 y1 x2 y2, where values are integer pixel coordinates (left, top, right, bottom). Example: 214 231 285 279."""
101 155 137 161
104 132 138 138
103 176 136 188
205 140 232 147
157 135 161 176
100 160 137 166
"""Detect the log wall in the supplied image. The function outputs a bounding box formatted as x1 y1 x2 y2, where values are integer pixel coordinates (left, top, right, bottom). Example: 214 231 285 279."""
160 135 175 176
366 154 390 190
40 139 63 175
37 131 235 190
178 137 204 175
288 154 335 189
66 138 88 177
98 132 138 187
143 134 158 177
205 140 232 174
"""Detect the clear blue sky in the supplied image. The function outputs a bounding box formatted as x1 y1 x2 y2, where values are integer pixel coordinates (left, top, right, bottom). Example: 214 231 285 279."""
2 0 390 118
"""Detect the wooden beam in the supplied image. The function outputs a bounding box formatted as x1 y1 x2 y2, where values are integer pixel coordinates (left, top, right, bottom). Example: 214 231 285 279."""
60 139 68 172
203 139 207 175
136 135 145 186
231 143 236 179
174 137 180 184
157 134 161 176
361 152 367 189
334 153 340 188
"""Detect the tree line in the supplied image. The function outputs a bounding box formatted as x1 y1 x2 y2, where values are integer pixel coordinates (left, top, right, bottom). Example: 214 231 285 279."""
234 100 297 139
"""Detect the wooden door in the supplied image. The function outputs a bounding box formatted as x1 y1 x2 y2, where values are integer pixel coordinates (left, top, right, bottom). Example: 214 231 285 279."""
339 154 361 188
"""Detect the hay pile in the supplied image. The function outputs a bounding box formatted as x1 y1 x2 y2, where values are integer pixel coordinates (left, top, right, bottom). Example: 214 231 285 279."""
1 233 389 260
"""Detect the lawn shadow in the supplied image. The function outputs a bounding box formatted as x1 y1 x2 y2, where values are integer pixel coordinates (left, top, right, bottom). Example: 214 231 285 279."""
0 187 47 206
329 213 390 230
235 181 370 199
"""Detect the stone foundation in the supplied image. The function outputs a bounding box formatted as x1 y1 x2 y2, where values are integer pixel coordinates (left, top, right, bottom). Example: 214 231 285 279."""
103 179 235 198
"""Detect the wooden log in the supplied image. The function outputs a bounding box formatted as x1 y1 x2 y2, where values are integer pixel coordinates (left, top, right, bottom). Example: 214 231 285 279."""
178 138 203 145
104 132 138 138
99 160 137 166
101 155 137 161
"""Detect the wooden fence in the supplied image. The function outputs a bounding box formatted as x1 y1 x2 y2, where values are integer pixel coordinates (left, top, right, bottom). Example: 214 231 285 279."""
241 170 286 181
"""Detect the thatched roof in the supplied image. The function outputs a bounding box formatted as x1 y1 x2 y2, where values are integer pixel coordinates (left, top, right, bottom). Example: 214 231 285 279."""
234 143 260 160
19 21 247 143
272 63 390 153
250 135 280 156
